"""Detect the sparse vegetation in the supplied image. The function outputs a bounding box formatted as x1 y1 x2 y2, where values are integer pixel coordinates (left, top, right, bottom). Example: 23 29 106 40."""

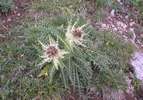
0 0 14 13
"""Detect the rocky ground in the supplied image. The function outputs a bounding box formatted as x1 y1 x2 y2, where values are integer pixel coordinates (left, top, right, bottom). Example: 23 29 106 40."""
0 0 30 32
84 0 143 100
0 0 143 100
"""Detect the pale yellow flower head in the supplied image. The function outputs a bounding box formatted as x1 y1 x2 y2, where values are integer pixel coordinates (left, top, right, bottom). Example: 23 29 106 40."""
66 21 88 47
39 38 68 69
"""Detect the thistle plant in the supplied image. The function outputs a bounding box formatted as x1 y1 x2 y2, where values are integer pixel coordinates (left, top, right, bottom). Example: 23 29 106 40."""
37 19 93 91
35 17 134 95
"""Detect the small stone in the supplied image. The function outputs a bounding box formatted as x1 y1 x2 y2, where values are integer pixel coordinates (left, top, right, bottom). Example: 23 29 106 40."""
117 0 123 5
129 28 134 32
7 18 12 22
113 27 118 31
101 24 106 28
140 34 143 38
2 20 5 23
17 13 21 16
110 9 115 17
15 6 18 9
14 10 17 14
125 15 129 19
130 19 133 21
117 0 121 2
129 22 135 27
131 52 143 81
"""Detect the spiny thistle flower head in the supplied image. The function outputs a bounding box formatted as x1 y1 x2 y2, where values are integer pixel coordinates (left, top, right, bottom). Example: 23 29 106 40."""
39 38 68 69
66 21 88 47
